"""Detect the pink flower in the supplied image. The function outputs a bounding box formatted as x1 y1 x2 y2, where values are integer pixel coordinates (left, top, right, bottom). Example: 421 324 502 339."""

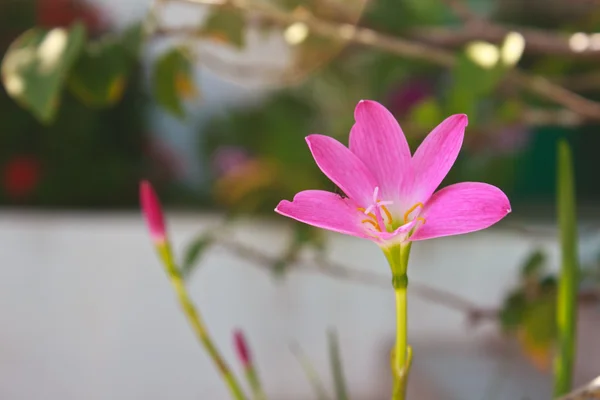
233 329 252 368
139 180 167 244
275 100 511 247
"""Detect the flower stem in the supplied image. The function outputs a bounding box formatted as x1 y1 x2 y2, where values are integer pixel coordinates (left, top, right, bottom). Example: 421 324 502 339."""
554 140 579 397
395 287 408 373
385 243 412 400
157 242 247 400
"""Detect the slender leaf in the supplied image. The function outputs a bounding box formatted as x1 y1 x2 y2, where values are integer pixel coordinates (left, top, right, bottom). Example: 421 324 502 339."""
1 23 86 123
554 140 579 396
328 329 349 400
181 234 213 278
290 342 331 400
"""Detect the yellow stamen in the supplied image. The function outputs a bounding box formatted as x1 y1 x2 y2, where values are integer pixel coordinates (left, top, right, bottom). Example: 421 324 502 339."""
357 207 376 220
403 202 424 224
361 219 381 231
380 204 393 224
416 217 426 225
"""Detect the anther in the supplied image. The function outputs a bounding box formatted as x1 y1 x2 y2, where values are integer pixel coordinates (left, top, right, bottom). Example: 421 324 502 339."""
361 219 381 231
403 202 424 224
380 204 393 224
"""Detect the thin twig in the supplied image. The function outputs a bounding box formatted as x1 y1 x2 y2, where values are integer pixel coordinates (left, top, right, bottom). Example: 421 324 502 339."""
559 71 600 92
161 0 600 121
166 0 455 66
435 0 600 59
214 237 495 319
410 25 600 59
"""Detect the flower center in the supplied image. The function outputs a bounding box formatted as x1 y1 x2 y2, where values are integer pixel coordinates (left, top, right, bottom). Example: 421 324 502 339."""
358 187 426 235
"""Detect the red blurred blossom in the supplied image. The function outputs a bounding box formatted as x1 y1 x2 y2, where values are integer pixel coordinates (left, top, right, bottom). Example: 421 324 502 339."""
465 124 532 155
36 0 109 35
3 156 40 200
139 180 167 245
211 146 252 177
491 124 532 154
143 138 187 182
233 329 252 368
387 78 433 117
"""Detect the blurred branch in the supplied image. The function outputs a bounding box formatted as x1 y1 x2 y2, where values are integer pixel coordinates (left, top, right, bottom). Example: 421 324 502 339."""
159 0 600 121
559 71 600 92
212 236 497 321
410 25 600 59
433 0 600 59
520 108 584 127
163 0 455 66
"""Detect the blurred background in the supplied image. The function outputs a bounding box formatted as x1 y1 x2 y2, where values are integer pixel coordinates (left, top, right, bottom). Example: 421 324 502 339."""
1 0 600 398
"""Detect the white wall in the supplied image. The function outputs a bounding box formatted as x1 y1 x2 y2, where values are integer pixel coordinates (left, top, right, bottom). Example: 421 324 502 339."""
0 212 598 399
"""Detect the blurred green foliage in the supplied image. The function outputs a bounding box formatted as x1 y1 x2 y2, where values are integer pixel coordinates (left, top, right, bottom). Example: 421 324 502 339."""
0 0 173 207
2 0 600 212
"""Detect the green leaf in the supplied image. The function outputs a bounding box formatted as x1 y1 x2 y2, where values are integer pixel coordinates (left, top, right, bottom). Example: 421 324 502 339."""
1 23 86 123
554 140 579 396
151 47 197 118
181 234 213 278
523 298 556 345
447 51 507 118
201 9 246 48
121 23 145 58
328 329 349 400
499 290 527 332
520 249 546 279
410 98 443 130
293 224 326 254
519 296 556 371
456 51 506 95
290 342 331 400
67 36 130 108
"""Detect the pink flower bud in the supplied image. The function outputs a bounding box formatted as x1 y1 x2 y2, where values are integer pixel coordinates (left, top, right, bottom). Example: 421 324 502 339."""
233 329 252 368
139 180 166 244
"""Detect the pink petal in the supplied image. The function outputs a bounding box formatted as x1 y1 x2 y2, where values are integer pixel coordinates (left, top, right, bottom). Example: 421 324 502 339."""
233 329 252 368
410 182 511 241
306 135 377 205
349 100 413 201
412 114 468 202
275 190 369 239
139 180 166 244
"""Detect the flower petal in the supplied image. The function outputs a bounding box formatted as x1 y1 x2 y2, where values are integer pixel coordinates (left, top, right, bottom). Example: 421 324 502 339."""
306 134 377 205
412 114 468 202
275 190 369 238
410 182 511 241
349 100 413 201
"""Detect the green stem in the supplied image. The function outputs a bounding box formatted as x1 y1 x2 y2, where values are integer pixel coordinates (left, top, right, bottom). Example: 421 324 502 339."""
245 366 267 400
157 242 247 400
554 140 579 397
394 288 408 372
385 243 412 400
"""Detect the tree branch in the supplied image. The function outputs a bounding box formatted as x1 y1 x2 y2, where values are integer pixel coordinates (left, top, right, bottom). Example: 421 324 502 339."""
213 237 496 320
410 25 600 59
434 0 600 59
161 0 600 121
